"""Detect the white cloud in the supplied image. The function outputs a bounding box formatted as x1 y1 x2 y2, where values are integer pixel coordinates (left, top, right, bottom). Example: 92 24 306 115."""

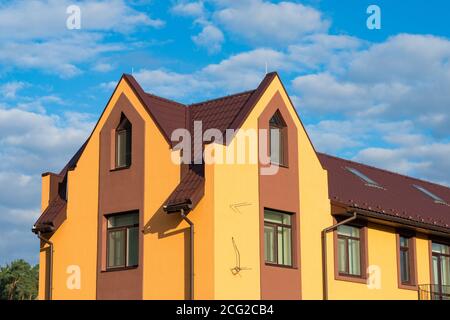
100 81 118 91
213 0 329 45
133 47 292 100
354 143 450 186
192 24 224 54
92 62 115 73
0 99 95 265
133 69 213 99
292 34 450 137
0 82 28 99
0 0 164 41
0 0 163 77
0 33 123 77
0 107 94 174
171 1 205 18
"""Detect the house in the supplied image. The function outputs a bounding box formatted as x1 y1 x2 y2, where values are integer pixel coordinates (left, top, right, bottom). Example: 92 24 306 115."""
33 72 450 300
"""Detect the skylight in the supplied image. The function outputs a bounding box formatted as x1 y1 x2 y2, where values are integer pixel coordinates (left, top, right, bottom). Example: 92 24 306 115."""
413 185 447 205
346 167 382 188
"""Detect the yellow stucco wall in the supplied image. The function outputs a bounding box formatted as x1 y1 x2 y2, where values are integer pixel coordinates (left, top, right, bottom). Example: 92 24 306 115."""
208 75 331 299
327 224 431 300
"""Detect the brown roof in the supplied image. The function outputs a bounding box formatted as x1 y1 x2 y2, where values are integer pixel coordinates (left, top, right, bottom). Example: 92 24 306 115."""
34 196 67 232
318 153 450 230
164 165 205 211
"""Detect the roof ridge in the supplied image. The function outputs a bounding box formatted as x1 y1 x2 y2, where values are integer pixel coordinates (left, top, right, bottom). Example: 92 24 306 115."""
189 89 255 107
318 152 450 191
145 92 186 107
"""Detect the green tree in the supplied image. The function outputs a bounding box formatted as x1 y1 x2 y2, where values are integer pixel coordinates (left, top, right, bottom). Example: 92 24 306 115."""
0 260 38 300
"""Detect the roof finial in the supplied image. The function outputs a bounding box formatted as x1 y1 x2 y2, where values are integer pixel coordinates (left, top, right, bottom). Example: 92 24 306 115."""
265 61 268 75
132 67 134 75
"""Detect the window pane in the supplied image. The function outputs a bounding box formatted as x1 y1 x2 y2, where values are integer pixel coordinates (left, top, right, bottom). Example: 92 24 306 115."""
117 131 127 167
264 209 291 225
127 227 139 267
337 225 360 238
264 225 276 263
270 128 281 165
348 239 361 276
264 210 283 224
433 243 450 255
108 229 126 268
400 250 410 283
433 256 440 285
442 256 450 286
277 227 292 266
400 236 409 248
282 213 291 225
108 212 139 228
338 238 347 273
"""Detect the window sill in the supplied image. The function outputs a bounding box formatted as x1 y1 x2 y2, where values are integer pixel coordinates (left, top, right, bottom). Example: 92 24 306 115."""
102 265 138 273
270 162 289 169
335 273 367 284
265 262 297 270
398 283 418 291
110 165 131 172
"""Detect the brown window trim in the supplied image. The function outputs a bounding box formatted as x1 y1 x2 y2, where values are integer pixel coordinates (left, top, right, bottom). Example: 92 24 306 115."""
114 115 132 169
268 110 288 168
396 233 418 290
263 209 294 268
333 221 368 284
265 262 297 270
105 214 139 271
428 239 450 299
110 165 131 172
101 265 138 273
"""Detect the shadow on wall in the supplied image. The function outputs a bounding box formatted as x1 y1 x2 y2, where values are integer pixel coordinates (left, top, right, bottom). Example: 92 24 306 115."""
142 204 191 299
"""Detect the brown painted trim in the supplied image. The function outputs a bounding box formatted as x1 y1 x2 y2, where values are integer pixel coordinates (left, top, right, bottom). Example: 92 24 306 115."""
101 266 139 273
395 233 418 290
109 165 131 172
258 91 302 300
332 202 450 236
96 93 145 300
265 263 298 270
333 220 368 284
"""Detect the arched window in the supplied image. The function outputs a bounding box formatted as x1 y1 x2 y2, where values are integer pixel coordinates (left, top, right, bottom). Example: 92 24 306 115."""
116 114 132 168
269 110 287 166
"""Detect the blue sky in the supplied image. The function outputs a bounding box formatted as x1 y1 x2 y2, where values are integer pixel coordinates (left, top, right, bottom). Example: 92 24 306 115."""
1 0 450 266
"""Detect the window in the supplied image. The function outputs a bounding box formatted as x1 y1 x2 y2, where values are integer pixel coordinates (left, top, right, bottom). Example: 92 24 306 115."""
107 212 139 269
269 110 287 166
337 225 363 277
264 209 292 267
398 235 416 287
346 167 382 188
116 115 132 168
431 242 450 299
413 185 447 205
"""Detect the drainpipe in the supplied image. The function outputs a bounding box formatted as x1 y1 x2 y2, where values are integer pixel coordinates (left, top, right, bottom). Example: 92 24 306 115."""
181 209 194 300
321 212 357 300
36 230 53 300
